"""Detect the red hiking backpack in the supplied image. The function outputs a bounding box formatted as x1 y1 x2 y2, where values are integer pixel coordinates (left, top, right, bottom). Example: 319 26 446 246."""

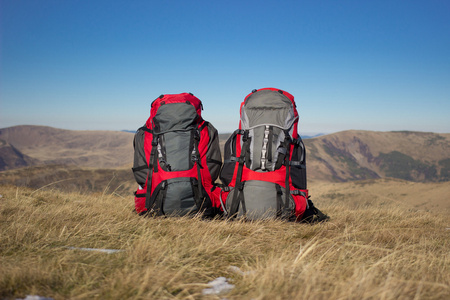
219 88 327 222
132 93 222 217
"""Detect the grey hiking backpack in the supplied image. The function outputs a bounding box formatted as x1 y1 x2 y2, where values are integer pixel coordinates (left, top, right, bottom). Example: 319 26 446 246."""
219 88 328 222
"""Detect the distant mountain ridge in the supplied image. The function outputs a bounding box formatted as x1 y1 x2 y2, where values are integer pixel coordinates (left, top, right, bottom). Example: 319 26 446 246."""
304 130 450 182
1 125 449 182
0 125 134 170
301 133 325 139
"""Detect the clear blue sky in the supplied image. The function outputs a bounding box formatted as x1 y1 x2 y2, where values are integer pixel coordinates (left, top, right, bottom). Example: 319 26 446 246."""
1 0 449 134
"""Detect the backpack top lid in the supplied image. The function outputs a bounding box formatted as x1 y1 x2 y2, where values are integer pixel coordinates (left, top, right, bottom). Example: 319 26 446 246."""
146 93 204 131
240 88 299 131
244 87 295 103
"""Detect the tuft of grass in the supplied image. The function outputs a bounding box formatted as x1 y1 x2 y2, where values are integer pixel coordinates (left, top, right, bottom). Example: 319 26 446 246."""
0 184 449 299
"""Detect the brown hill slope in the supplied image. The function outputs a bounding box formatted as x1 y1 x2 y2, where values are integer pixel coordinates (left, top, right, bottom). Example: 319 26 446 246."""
304 130 450 182
0 139 39 171
0 125 134 170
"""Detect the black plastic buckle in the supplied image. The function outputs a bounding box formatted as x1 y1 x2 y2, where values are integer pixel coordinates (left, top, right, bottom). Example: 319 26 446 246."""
237 182 245 191
222 186 231 192
151 136 158 146
242 130 249 142
194 130 200 141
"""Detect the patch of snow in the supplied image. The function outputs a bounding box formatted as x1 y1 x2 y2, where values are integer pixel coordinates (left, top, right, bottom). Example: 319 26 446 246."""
64 246 124 254
17 296 54 300
202 277 235 295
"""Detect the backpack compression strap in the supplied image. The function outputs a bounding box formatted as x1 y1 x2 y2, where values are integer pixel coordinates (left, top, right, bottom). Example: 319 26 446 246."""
229 130 251 217
191 128 204 209
145 133 160 214
147 180 167 216
277 130 293 219
283 131 292 218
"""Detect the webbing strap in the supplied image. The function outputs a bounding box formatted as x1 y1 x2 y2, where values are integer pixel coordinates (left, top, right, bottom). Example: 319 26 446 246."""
191 178 203 211
275 130 293 170
132 165 148 172
275 185 283 217
146 180 167 216
267 126 273 163
284 152 291 214
233 129 245 135
199 121 209 133
289 161 305 167
207 158 222 165
291 190 307 198
229 130 250 217
275 147 286 170
298 137 305 162
239 185 247 215
192 129 203 208
145 134 159 211
283 130 292 218
139 126 153 133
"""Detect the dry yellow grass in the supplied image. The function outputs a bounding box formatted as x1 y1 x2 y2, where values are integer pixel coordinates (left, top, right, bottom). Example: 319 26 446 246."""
310 178 450 214
0 181 449 299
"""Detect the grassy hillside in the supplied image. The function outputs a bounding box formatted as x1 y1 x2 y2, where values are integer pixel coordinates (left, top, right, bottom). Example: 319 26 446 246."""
0 165 136 195
1 181 448 299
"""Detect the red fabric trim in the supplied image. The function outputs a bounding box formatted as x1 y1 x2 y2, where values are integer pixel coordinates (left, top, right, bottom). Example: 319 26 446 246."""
198 123 221 207
150 162 198 194
241 166 287 186
134 188 147 213
292 192 307 217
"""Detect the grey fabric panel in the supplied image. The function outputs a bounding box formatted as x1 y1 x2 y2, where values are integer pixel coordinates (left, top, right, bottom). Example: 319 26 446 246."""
241 90 296 130
249 127 261 170
268 127 283 171
225 181 295 220
242 181 278 220
162 131 191 171
132 128 148 186
224 187 234 214
205 123 222 181
153 103 198 133
241 108 250 130
163 177 197 216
